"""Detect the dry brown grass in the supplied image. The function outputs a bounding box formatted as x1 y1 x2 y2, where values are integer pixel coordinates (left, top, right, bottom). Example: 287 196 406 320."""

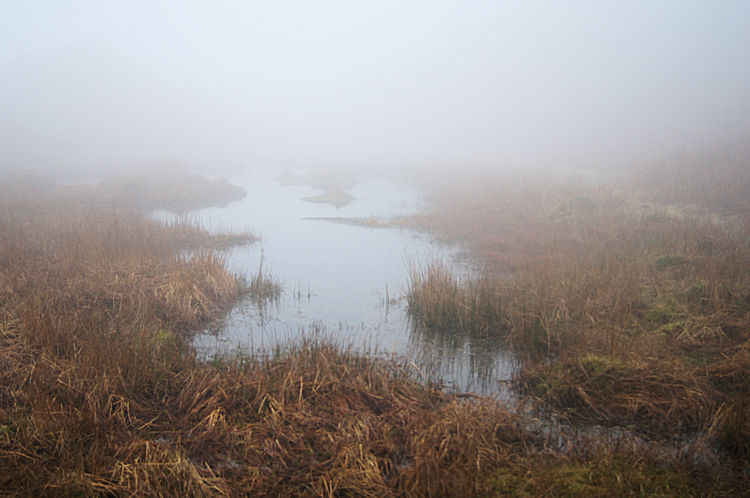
0 202 248 494
406 259 507 338
246 254 282 305
518 353 717 435
405 154 750 469
0 173 744 495
0 178 529 496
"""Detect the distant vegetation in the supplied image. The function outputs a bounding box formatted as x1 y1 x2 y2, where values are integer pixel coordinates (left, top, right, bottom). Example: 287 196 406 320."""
275 169 358 208
0 172 247 214
631 138 750 221
303 215 393 228
274 168 359 192
300 190 355 208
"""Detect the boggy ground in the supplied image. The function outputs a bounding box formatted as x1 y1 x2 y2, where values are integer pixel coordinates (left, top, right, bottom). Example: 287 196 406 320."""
405 141 750 492
0 172 745 495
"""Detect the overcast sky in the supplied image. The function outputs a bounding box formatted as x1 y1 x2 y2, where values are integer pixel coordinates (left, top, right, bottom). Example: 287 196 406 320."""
1 1 749 176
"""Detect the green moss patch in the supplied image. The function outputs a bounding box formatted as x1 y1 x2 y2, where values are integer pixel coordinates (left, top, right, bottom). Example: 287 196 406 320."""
491 456 696 497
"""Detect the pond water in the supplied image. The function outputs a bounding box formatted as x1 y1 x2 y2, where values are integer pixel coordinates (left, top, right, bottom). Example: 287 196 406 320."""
157 169 516 395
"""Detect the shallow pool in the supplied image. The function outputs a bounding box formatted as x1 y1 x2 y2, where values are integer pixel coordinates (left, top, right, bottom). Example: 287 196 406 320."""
159 169 516 395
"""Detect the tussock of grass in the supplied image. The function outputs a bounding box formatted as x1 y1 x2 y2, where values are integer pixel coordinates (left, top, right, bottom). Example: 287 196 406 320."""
406 259 507 337
162 215 257 249
0 207 248 494
519 354 716 435
247 262 282 303
716 397 750 460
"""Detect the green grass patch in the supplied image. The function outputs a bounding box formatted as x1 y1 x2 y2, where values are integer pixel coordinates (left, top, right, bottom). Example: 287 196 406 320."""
491 456 696 497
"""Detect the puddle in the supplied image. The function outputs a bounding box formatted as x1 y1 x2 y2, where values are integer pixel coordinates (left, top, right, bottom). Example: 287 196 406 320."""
156 169 517 395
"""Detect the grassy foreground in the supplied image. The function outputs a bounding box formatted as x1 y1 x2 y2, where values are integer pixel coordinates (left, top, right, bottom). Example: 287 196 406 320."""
0 173 744 495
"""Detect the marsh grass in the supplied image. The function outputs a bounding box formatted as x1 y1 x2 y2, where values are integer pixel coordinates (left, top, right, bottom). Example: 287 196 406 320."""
630 138 750 220
0 199 249 494
518 354 716 435
1 170 747 494
161 214 257 249
406 259 507 337
247 254 282 304
0 178 546 495
404 158 750 476
0 205 541 496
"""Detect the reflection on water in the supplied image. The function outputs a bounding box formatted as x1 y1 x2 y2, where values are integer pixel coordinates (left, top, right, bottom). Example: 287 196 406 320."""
157 169 517 396
407 321 517 397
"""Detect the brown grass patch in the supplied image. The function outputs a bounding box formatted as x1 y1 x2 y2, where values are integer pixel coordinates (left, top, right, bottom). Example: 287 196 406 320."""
406 259 507 337
403 156 750 457
519 354 716 435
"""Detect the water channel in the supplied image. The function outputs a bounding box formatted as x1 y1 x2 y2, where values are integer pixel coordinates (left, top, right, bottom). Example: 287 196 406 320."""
158 169 516 395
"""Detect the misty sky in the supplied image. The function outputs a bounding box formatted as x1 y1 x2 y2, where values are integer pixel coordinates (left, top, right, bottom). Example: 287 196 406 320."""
2 1 750 176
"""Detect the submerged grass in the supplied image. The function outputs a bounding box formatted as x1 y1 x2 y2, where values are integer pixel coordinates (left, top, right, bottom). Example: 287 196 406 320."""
247 254 282 304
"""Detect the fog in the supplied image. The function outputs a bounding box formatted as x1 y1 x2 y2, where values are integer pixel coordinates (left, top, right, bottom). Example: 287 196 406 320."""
2 1 750 179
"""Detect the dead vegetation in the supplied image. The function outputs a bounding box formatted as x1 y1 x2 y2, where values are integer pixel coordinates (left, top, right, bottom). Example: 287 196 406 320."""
0 195 627 495
405 145 750 482
1 167 748 495
406 259 507 338
0 199 248 494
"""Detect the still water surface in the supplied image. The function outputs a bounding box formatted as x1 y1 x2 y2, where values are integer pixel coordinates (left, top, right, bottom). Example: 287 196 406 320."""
160 169 516 395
